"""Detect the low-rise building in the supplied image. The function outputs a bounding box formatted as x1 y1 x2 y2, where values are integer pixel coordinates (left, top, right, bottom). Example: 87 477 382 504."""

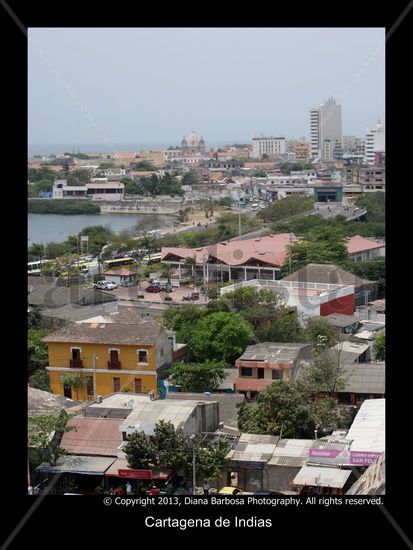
86 182 124 201
346 235 385 262
234 343 313 397
283 263 379 306
221 278 356 318
44 311 175 400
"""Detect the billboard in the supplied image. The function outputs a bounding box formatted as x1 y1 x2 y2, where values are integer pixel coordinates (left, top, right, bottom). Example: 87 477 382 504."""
308 448 381 466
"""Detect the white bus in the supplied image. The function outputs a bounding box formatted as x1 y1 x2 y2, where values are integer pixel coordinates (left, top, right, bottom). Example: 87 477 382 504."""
27 260 52 275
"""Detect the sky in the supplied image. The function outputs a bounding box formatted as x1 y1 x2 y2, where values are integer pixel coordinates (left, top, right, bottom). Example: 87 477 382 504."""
28 28 385 149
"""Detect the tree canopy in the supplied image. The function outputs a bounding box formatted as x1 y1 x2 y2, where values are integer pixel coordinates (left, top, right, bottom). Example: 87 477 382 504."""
289 226 350 271
372 331 385 361
168 361 227 392
190 311 254 364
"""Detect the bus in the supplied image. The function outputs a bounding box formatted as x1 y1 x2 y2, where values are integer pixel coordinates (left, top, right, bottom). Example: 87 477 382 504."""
141 253 162 264
27 259 52 275
102 257 137 270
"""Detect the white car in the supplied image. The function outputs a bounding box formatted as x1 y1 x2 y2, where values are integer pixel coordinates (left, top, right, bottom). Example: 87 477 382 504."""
93 281 116 291
106 280 118 289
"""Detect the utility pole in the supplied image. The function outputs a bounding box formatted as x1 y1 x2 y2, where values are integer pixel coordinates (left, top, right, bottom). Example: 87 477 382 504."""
93 354 97 398
239 211 241 238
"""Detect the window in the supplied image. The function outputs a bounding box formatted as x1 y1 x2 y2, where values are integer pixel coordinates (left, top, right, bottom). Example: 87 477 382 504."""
72 348 81 360
138 350 148 363
113 378 120 392
272 370 282 380
257 368 265 379
241 367 252 376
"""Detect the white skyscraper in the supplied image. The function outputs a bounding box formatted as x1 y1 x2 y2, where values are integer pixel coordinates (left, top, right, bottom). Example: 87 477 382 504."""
310 98 342 160
364 122 385 165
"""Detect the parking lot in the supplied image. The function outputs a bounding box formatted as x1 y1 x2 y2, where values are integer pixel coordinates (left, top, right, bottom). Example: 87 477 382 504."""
108 282 209 305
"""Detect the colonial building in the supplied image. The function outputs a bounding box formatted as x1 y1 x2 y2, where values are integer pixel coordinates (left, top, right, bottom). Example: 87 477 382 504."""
181 131 206 155
44 311 177 400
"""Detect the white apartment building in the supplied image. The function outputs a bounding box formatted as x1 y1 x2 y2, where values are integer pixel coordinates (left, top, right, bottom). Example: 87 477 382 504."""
310 97 342 161
252 136 286 159
364 122 385 165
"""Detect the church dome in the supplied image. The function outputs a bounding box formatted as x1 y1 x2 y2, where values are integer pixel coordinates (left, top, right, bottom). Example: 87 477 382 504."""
186 131 200 146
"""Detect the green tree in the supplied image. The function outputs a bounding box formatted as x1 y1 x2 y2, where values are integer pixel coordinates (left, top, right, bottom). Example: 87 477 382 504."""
300 344 349 396
60 372 89 400
372 331 385 361
29 368 50 392
28 242 45 260
123 431 155 469
67 169 91 185
28 328 50 376
237 381 315 438
197 439 229 481
214 287 303 343
191 311 254 363
168 361 227 392
289 226 350 271
182 169 202 186
257 195 314 223
98 162 115 169
163 304 208 346
305 317 337 348
28 412 76 466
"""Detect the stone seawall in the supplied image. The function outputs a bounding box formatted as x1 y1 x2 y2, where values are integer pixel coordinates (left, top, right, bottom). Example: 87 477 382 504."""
99 199 182 215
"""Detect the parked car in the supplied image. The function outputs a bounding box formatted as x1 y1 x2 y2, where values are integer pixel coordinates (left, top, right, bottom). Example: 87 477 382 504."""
93 281 116 290
146 284 161 293
218 487 243 495
106 280 118 289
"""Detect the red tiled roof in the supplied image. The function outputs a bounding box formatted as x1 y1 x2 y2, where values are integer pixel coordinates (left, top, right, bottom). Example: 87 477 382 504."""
234 378 273 391
60 417 123 456
346 236 384 254
161 233 296 268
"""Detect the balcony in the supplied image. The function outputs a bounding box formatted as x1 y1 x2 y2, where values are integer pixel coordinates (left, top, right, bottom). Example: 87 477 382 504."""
69 359 83 369
108 360 121 370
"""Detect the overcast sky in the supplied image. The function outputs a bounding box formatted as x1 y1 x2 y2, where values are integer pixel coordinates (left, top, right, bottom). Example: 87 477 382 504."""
28 28 385 147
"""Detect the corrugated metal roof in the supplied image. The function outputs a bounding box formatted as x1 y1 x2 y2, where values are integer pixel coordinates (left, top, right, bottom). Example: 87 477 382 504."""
293 466 352 488
60 417 123 456
338 362 385 394
345 399 385 453
36 455 116 475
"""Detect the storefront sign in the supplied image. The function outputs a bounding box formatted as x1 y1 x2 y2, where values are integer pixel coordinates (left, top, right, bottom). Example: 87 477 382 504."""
309 449 381 466
118 469 152 479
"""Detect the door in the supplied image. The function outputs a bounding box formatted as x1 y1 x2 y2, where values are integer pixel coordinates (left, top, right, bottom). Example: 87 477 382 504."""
257 368 264 379
63 384 72 398
113 377 120 392
110 349 119 361
72 348 80 360
86 376 94 397
134 378 142 393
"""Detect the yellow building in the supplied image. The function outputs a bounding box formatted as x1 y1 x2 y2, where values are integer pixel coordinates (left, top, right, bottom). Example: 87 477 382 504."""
137 150 165 167
44 311 173 401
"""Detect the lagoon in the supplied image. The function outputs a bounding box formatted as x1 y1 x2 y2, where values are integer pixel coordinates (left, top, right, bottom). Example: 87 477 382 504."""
28 213 175 244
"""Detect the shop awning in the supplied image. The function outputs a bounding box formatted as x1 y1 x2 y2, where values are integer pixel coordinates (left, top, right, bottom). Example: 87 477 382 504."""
36 455 116 476
104 458 174 480
292 466 352 489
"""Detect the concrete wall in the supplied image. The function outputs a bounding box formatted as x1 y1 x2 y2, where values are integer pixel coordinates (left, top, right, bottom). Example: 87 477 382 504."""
100 199 182 214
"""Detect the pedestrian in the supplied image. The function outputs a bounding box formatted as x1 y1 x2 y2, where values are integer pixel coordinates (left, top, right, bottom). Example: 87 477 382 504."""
126 481 132 495
28 485 34 495
150 484 159 495
109 486 115 495
203 480 210 495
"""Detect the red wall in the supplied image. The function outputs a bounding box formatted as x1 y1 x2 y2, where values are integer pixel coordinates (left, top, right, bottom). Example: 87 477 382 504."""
320 293 355 316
